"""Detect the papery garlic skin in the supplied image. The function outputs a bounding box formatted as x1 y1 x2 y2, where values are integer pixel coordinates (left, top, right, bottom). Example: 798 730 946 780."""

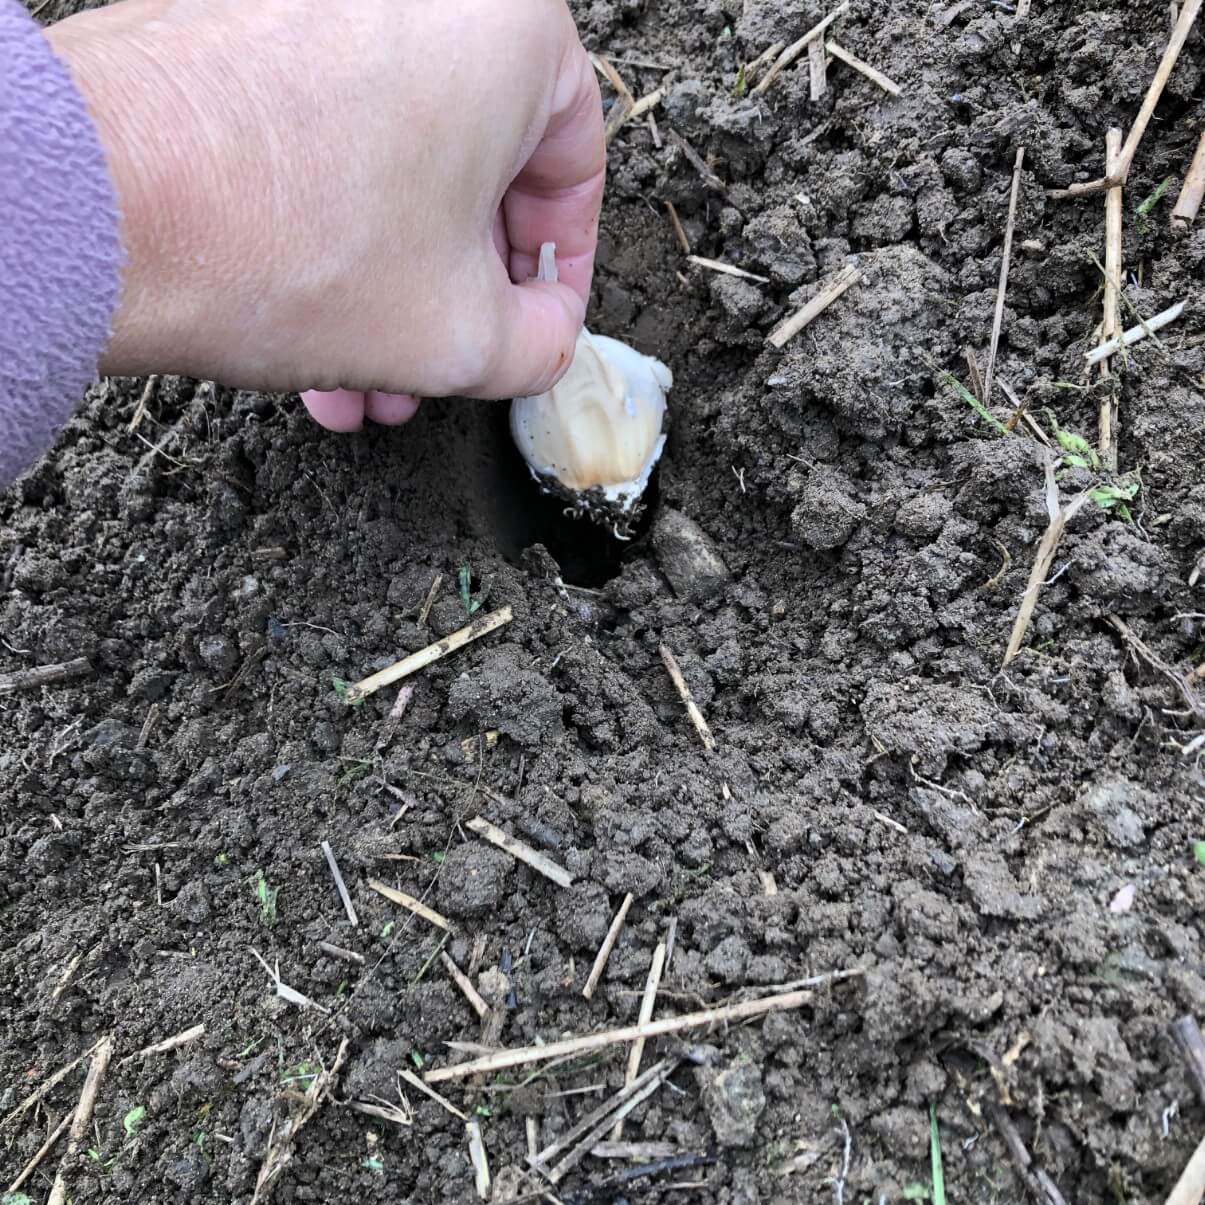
510 329 672 512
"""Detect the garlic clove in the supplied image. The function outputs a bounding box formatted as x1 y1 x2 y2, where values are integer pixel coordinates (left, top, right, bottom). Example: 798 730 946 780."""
509 327 671 514
509 242 671 527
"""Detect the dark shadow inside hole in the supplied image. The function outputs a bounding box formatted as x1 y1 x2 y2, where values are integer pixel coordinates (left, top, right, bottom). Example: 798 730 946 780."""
479 403 658 588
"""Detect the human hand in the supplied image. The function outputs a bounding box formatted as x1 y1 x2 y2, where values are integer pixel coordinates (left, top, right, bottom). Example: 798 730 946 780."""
47 0 605 425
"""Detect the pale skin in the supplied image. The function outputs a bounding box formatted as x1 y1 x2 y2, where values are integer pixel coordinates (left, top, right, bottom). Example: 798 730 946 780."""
46 0 605 432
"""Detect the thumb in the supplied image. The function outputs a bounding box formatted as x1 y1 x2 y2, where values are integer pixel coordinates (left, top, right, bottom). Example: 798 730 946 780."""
468 276 584 400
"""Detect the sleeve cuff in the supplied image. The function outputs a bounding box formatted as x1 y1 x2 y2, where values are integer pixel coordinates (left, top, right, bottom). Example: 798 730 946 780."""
0 0 123 488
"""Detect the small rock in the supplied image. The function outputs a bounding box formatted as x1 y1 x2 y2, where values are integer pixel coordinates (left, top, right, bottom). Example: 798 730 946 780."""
791 473 865 550
652 510 730 602
963 851 1044 920
164 1153 209 1191
1081 781 1148 848
168 880 212 925
436 844 512 919
1109 883 1136 914
709 273 767 323
597 850 661 897
705 935 751 985
553 882 614 950
197 634 238 677
696 1059 766 1147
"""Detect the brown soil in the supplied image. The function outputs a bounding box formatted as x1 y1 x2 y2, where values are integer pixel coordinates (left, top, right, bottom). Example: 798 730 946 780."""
4 1 1205 1202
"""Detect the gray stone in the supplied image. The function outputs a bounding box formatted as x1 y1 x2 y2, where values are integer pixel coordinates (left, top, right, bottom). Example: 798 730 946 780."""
652 509 730 602
696 1059 766 1147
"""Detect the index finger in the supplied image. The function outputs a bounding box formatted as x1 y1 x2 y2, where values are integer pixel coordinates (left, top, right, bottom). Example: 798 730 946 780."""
503 39 605 308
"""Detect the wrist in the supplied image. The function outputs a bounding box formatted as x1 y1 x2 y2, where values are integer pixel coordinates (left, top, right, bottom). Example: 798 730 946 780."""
46 9 227 377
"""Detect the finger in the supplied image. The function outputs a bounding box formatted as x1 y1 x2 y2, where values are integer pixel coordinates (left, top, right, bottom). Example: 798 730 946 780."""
468 267 584 400
492 207 509 265
301 388 365 432
503 40 605 308
365 391 421 425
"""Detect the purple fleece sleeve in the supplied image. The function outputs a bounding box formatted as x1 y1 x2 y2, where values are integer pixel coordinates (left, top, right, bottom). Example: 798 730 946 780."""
0 0 122 489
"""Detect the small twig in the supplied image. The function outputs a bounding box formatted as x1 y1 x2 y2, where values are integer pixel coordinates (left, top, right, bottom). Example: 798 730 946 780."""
1171 130 1205 229
983 147 1025 408
441 951 491 1019
1049 0 1202 198
343 606 513 702
583 893 634 1000
47 1035 114 1205
7 1108 75 1194
1098 128 1124 471
659 644 716 751
416 572 443 628
466 1118 492 1199
532 1061 678 1185
592 1141 678 1160
345 1096 412 1127
984 1100 1069 1205
1170 1016 1205 1106
1002 458 1090 667
466 816 573 889
0 656 92 694
396 1066 468 1121
250 948 330 1013
127 374 160 432
664 201 691 254
593 55 637 144
1085 299 1187 364
629 88 664 120
367 878 452 931
965 346 986 403
831 1115 852 1205
807 37 828 101
426 984 842 1082
612 942 667 1140
317 940 365 965
252 1038 349 1204
1 1041 101 1130
320 841 359 927
873 809 908 835
1107 614 1205 719
1165 1133 1205 1205
737 41 785 85
825 41 902 95
686 255 769 283
667 130 729 196
118 1023 205 1066
743 40 785 84
766 263 861 348
752 2 851 96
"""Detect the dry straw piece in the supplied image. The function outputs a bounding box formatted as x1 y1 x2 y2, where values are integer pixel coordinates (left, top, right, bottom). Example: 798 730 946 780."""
367 878 452 931
982 147 1025 409
687 254 770 283
825 40 902 95
424 984 845 1082
47 1035 114 1205
1098 128 1124 471
1002 459 1090 668
751 1 850 96
583 892 635 1000
1171 129 1205 228
659 644 716 750
465 816 574 889
1050 0 1201 198
766 263 861 348
1084 299 1187 365
343 606 513 702
612 941 667 1140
